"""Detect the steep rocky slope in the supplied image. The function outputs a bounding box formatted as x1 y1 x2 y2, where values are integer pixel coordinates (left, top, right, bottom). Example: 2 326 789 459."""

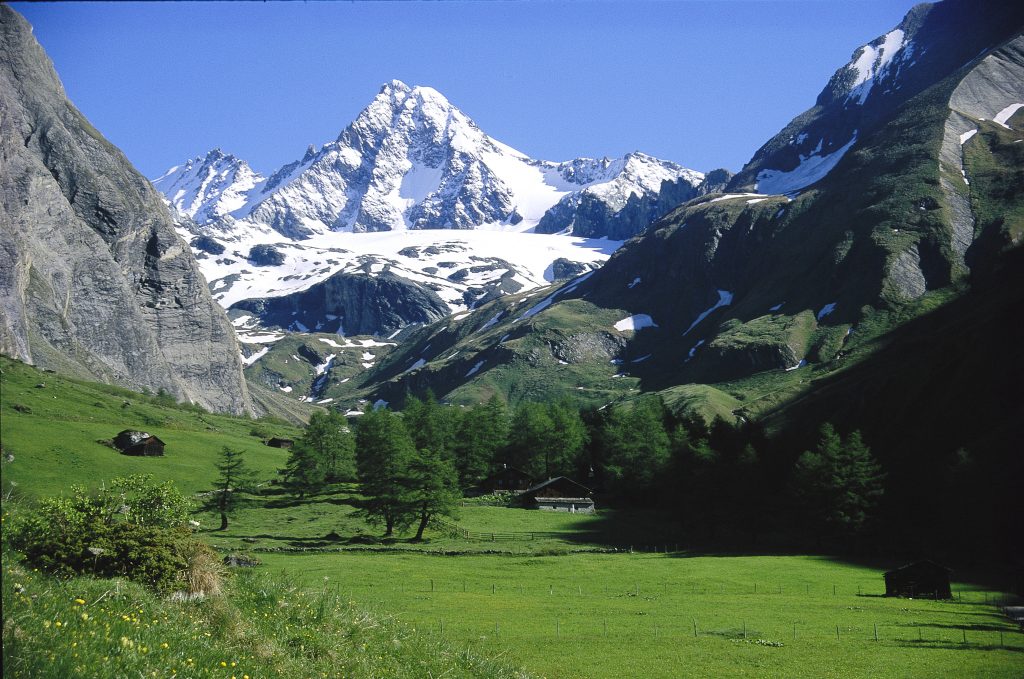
0 6 251 414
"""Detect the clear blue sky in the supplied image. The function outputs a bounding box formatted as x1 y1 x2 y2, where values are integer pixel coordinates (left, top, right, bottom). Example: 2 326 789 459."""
14 1 921 178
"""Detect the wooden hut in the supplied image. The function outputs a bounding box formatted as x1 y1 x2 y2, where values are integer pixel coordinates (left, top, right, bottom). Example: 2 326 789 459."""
519 476 595 514
884 560 953 599
266 437 294 449
478 465 533 493
113 430 165 457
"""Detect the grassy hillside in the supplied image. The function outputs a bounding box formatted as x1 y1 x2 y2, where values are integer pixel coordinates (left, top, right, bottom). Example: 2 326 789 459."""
1 547 529 679
0 356 299 498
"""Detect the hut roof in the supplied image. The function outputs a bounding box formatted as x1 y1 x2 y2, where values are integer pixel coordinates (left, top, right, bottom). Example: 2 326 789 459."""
523 476 593 497
884 560 953 578
115 430 165 446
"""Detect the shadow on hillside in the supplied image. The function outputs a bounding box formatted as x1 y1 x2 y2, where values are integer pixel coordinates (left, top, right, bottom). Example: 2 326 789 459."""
889 640 1023 653
261 495 361 510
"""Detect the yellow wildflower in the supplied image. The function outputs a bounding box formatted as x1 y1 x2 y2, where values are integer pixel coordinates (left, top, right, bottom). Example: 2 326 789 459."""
74 598 86 605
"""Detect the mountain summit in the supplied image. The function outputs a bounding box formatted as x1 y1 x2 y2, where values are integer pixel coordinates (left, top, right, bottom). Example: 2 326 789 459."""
154 148 264 224
156 80 705 240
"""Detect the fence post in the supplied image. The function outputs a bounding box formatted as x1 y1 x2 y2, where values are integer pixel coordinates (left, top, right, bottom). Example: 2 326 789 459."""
693 618 698 638
836 626 840 642
874 623 878 641
793 623 797 640
962 628 967 644
431 579 434 592
556 620 560 638
742 621 746 639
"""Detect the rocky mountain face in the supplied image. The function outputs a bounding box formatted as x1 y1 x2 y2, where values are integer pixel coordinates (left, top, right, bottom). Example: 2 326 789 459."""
0 6 251 415
232 269 451 338
729 0 1023 197
151 82 706 351
344 0 1023 423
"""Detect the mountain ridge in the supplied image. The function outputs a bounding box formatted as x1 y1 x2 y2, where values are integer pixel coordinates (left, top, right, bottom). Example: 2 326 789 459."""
155 79 707 241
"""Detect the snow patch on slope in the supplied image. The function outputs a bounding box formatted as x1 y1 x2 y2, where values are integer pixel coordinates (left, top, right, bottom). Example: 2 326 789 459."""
846 29 906 105
755 133 858 195
993 103 1023 128
613 314 658 332
683 290 733 336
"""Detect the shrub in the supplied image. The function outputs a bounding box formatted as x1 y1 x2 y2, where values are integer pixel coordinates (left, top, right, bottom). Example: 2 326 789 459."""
5 476 202 593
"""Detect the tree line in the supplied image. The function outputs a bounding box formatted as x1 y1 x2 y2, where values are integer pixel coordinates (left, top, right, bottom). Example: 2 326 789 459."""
278 393 886 548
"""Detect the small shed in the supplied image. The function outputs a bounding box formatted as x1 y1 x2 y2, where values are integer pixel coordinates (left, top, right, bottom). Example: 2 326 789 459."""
266 437 294 449
884 560 953 599
479 465 533 493
520 476 595 514
113 430 165 457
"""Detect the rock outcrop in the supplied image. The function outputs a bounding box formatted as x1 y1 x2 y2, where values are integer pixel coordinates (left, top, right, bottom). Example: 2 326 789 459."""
231 269 450 337
0 6 250 414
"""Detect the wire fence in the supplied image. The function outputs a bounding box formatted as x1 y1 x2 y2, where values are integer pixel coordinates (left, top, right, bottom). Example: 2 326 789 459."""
337 576 1024 651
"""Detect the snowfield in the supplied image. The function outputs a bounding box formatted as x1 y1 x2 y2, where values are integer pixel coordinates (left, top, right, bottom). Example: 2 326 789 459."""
180 226 621 314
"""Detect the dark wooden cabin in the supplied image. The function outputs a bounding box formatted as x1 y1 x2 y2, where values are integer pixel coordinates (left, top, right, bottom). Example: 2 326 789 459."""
884 560 953 599
479 465 533 493
519 476 595 513
113 430 165 457
266 437 294 449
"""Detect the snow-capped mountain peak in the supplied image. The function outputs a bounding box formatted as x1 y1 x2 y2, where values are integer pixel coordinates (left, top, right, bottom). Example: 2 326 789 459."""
155 81 702 240
153 148 264 224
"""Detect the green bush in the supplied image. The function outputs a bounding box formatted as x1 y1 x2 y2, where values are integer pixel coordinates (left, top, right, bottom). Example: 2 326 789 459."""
5 475 199 593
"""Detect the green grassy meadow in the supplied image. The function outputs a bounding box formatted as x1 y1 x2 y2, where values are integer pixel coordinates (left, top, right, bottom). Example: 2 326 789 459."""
258 551 1022 679
3 355 1023 678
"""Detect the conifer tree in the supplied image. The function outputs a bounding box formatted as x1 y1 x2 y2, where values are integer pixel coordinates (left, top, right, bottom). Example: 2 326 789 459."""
354 406 416 536
205 446 255 531
403 447 460 541
454 395 508 487
302 410 357 482
599 397 671 500
792 424 885 544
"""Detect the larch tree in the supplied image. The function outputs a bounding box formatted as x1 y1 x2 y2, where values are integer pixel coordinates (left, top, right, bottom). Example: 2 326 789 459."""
204 446 256 531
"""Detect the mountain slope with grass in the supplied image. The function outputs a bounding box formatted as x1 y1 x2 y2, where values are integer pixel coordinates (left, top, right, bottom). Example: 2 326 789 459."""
342 0 1024 439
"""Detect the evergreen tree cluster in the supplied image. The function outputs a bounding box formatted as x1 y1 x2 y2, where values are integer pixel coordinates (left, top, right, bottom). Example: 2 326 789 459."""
280 393 886 548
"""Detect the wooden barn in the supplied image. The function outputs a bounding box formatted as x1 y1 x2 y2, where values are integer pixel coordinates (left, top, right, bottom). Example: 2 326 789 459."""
478 465 533 493
266 437 294 449
519 476 595 513
884 560 953 599
113 430 165 457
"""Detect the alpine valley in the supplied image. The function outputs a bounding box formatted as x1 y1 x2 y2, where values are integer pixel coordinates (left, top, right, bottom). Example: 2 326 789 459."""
3 1 1024 551
4 2 1024 677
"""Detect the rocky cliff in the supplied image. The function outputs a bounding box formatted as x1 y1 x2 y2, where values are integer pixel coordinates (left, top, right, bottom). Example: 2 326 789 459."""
0 6 251 414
